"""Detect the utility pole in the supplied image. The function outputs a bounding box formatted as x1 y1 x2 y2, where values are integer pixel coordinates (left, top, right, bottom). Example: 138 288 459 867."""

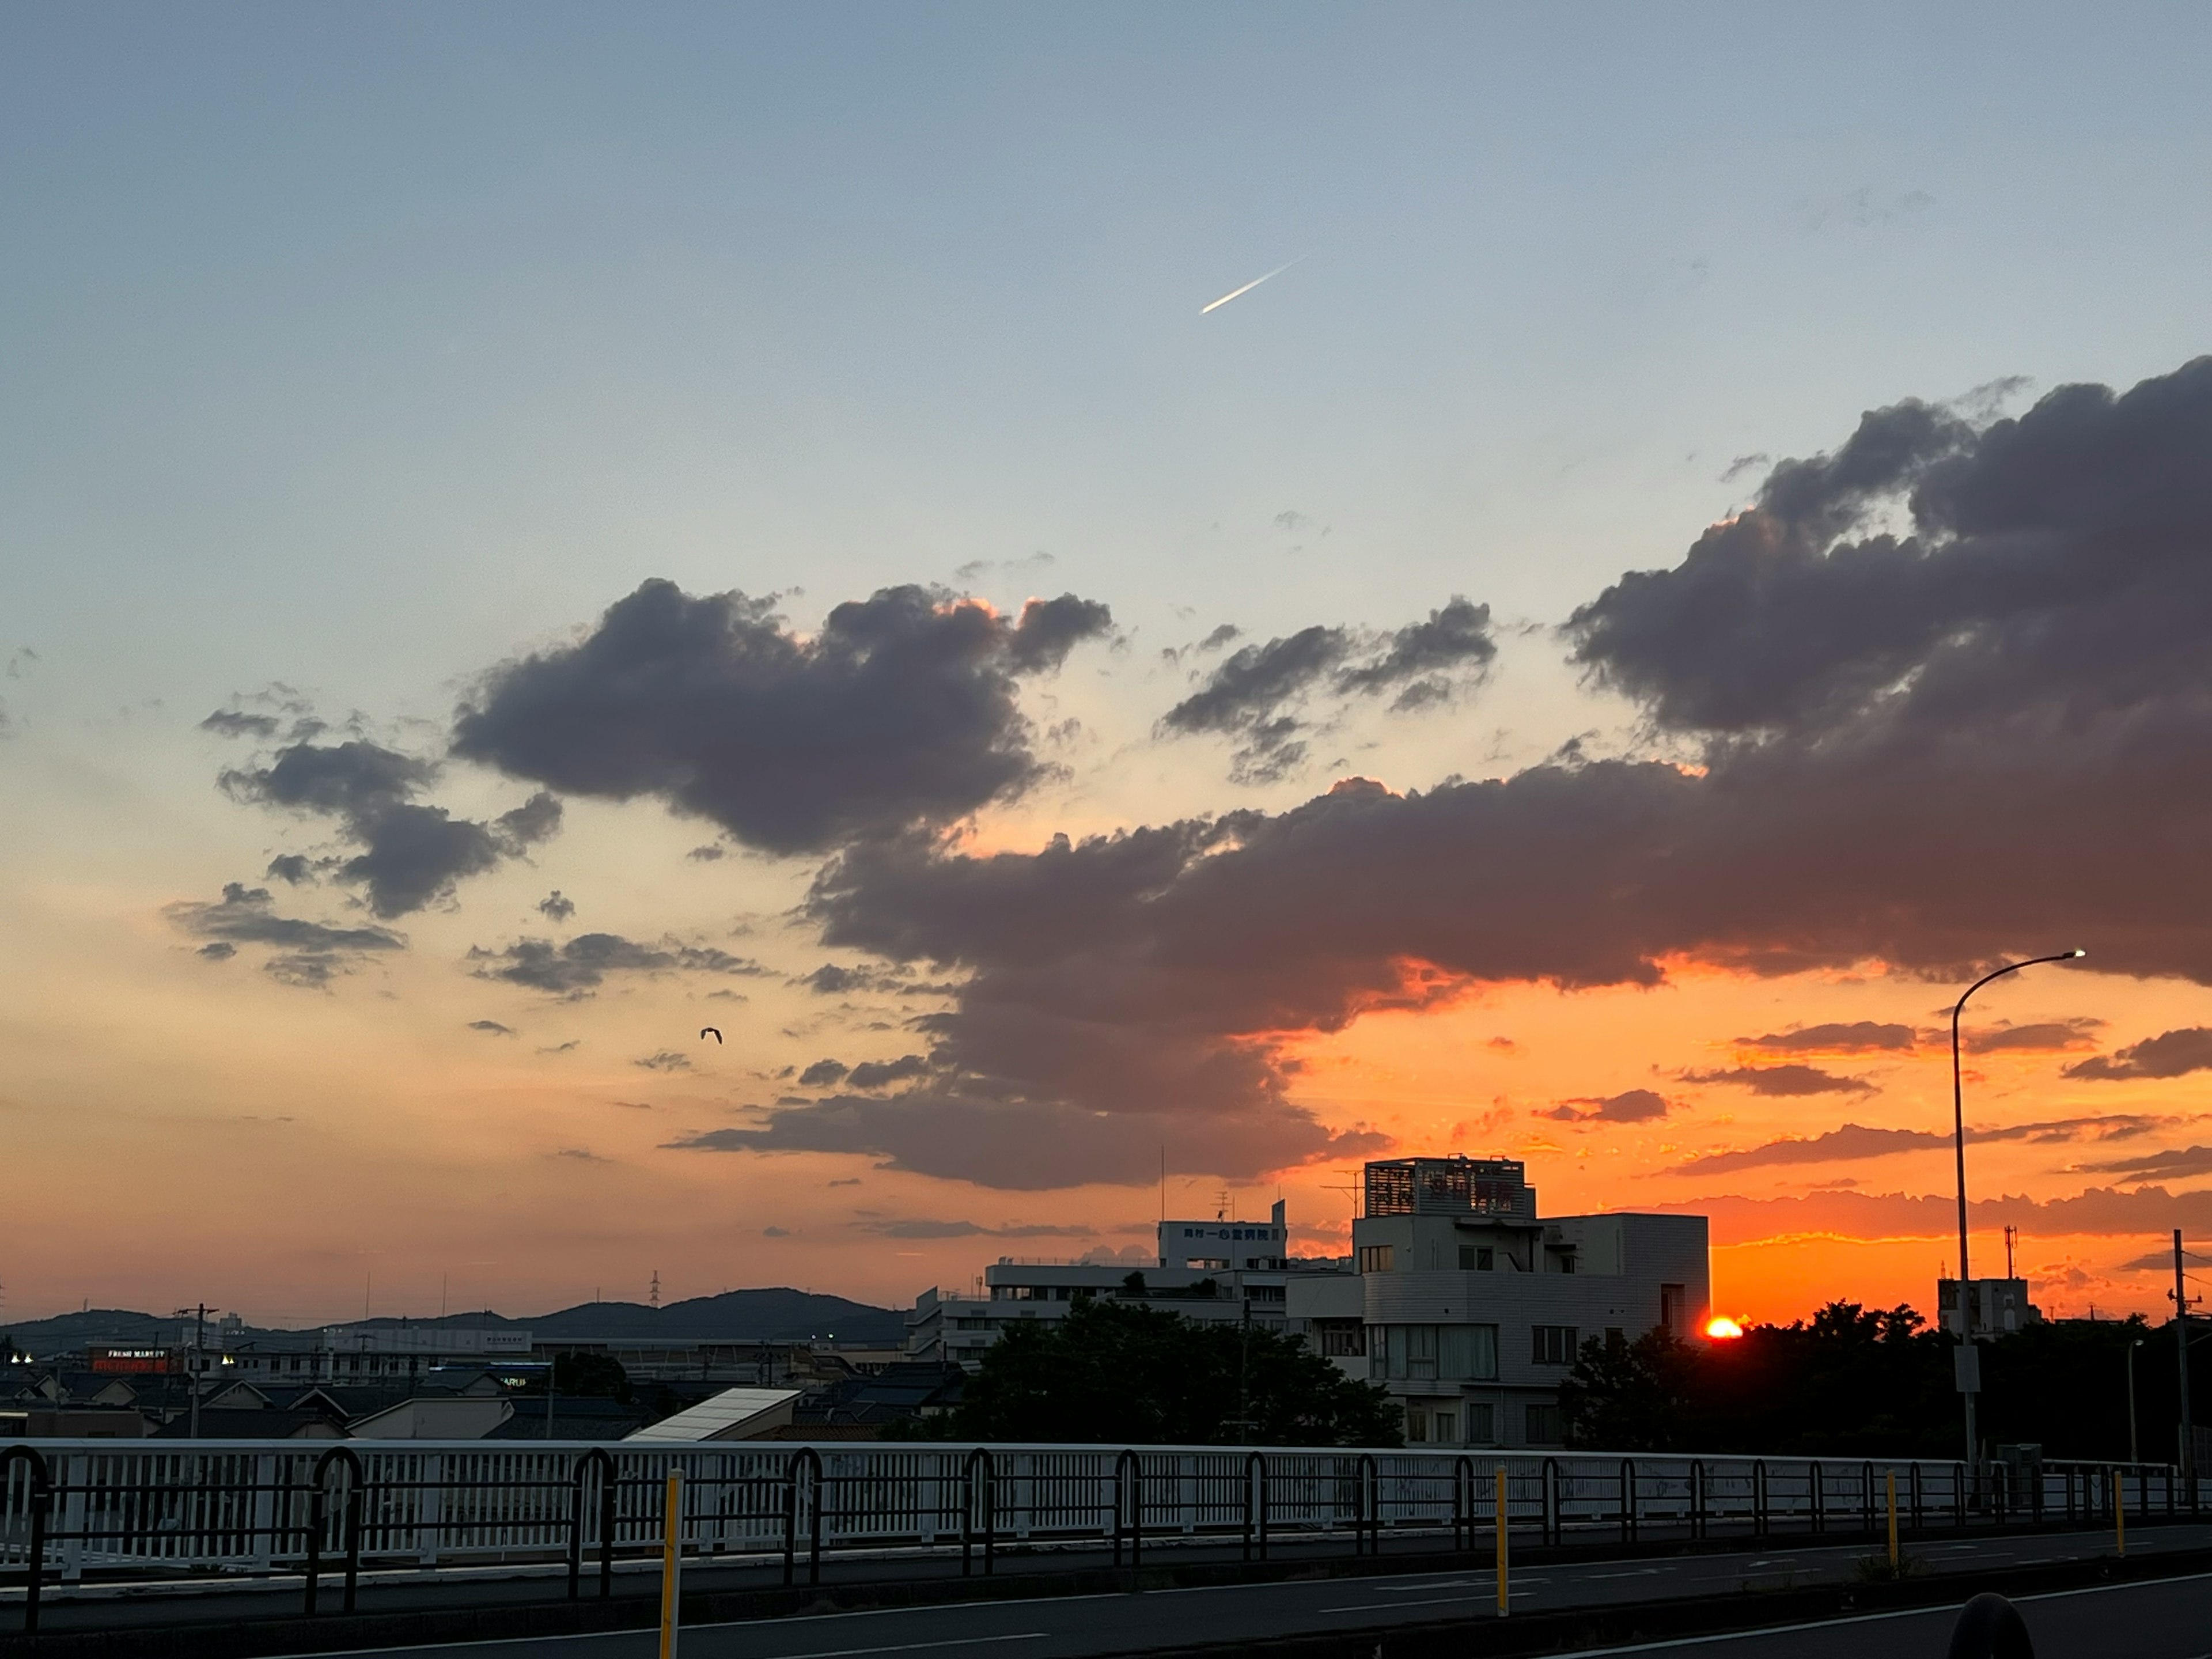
2177 1230 2195 1480
174 1304 212 1438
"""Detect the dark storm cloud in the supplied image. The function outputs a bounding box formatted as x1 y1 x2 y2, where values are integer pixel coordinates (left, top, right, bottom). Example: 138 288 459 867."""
219 738 561 918
450 579 1111 855
1541 1088 1671 1124
1680 1065 1877 1097
2063 1027 2212 1081
1737 1021 1917 1054
767 357 2212 1190
465 933 767 998
165 882 404 988
1160 601 1495 781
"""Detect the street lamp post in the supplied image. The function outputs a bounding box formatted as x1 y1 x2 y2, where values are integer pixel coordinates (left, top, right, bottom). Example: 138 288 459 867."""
2127 1338 2144 1465
1951 950 2084 1472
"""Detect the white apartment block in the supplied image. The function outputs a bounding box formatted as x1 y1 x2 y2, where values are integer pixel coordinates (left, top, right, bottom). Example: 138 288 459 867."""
1287 1156 1709 1450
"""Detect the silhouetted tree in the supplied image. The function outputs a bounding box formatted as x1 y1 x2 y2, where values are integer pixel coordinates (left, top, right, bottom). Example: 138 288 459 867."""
944 1299 1400 1446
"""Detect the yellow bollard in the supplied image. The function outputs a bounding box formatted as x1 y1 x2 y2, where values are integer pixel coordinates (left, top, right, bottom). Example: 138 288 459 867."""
2113 1468 2125 1559
1494 1466 1509 1618
660 1468 685 1659
1886 1469 1898 1571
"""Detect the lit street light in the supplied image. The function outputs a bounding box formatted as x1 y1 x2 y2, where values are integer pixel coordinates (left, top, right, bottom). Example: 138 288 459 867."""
1951 949 2084 1472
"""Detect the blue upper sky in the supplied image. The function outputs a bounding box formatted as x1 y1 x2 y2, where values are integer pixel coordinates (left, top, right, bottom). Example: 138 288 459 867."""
9 2 2210 719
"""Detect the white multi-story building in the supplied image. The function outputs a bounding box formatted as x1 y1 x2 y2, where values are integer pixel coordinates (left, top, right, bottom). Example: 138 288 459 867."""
907 1201 1343 1366
1286 1156 1709 1450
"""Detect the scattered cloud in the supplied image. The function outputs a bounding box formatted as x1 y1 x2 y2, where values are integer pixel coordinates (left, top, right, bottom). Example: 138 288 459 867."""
2078 1145 2212 1181
218 738 560 918
465 933 766 998
165 882 404 988
1963 1018 2103 1054
1159 600 1495 781
2065 1027 2212 1082
798 1059 849 1088
1737 1021 1915 1054
633 1051 691 1072
1541 1088 1670 1124
537 891 575 923
1681 1064 1877 1097
467 1020 516 1037
687 844 726 862
451 579 1112 855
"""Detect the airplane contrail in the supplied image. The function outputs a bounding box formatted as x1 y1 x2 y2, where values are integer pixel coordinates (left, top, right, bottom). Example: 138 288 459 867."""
1200 255 1306 315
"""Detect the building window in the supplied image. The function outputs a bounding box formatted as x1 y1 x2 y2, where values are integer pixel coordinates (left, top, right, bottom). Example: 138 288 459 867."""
1357 1245 1394 1274
1432 1409 1456 1443
1440 1324 1498 1381
1659 1283 1686 1334
1406 1407 1428 1442
1457 1245 1495 1271
1532 1325 1578 1366
1525 1403 1563 1444
1319 1323 1365 1358
1465 1402 1495 1444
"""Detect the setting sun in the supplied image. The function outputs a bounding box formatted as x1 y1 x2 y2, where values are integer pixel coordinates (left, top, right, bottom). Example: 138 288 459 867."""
1705 1317 1745 1340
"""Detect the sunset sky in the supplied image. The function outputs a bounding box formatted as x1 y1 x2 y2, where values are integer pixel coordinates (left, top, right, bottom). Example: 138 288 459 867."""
7 5 2212 1331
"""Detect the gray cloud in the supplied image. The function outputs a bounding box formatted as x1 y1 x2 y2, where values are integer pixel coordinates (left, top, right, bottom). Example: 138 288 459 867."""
798 1059 849 1088
848 1054 929 1089
634 1051 691 1072
200 710 281 739
467 1020 516 1036
1680 1064 1877 1097
219 738 560 918
537 890 576 923
573 358 2212 1190
465 933 766 999
1160 600 1495 782
1654 1182 2212 1247
165 882 404 988
450 579 1111 855
1541 1088 1670 1124
1671 1113 2172 1175
2064 1027 2212 1082
665 1092 1388 1190
1671 1123 1948 1175
2079 1145 2212 1181
849 1217 1099 1240
1964 1018 2103 1054
1738 1021 1916 1054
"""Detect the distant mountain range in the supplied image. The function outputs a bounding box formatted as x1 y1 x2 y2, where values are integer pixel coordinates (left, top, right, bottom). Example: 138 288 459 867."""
2 1288 903 1357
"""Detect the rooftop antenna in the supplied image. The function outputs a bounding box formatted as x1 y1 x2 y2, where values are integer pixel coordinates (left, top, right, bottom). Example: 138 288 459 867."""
649 1270 661 1309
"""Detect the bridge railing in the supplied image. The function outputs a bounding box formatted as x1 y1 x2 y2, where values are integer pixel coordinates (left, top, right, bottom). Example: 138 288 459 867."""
1 1441 2200 1631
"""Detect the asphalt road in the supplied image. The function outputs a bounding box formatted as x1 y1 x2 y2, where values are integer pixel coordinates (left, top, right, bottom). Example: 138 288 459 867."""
272 1529 2212 1659
1579 1573 2212 1658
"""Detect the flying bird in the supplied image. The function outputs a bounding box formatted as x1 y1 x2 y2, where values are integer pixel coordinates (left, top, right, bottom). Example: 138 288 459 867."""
699 1027 722 1043
1200 255 1307 315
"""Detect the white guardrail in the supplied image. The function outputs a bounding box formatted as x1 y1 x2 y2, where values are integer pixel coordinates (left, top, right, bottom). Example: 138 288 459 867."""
0 1440 2200 1585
